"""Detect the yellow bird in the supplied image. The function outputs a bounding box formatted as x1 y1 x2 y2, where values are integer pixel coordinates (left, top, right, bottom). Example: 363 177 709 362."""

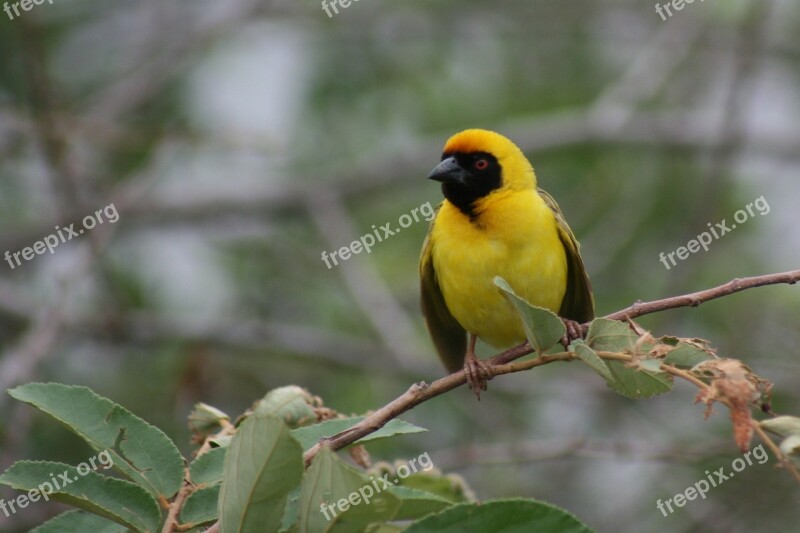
420 129 594 396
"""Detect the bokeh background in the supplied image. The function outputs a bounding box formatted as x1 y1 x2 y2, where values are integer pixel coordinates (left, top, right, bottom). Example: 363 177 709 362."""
1 0 799 531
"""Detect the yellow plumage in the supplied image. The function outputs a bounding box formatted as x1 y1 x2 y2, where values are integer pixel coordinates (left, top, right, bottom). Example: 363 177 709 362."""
420 129 593 389
430 188 567 347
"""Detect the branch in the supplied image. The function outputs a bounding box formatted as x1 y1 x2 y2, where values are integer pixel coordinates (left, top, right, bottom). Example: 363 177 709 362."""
162 419 234 533
602 270 800 323
303 270 800 464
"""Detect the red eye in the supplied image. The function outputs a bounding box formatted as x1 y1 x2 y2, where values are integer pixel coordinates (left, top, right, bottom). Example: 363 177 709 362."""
474 159 489 170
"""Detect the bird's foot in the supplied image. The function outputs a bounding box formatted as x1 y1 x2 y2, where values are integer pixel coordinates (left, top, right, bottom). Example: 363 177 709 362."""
464 351 492 400
561 318 585 348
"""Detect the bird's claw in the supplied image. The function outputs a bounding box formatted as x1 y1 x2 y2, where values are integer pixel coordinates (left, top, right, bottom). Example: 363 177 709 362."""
561 318 585 348
464 356 492 400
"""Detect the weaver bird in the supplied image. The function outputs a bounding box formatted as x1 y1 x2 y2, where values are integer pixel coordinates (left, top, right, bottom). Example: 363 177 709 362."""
420 129 594 397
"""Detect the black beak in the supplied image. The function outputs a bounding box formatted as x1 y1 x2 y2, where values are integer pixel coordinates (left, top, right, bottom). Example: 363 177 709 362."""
427 156 469 184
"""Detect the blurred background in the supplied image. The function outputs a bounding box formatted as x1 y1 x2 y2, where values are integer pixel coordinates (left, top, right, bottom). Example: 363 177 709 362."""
0 0 798 531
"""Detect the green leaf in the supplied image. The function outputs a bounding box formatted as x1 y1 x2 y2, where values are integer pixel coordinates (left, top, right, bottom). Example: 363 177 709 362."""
280 486 302 532
31 510 128 533
389 486 451 521
663 341 715 367
190 447 227 486
391 472 472 504
8 383 184 499
0 461 161 532
605 361 672 399
365 525 404 533
761 416 800 438
181 485 220 528
189 403 230 435
253 386 319 428
636 358 663 373
573 342 612 382
494 277 565 354
404 498 593 533
299 447 400 533
585 319 637 352
291 417 426 451
218 414 304 533
573 337 671 399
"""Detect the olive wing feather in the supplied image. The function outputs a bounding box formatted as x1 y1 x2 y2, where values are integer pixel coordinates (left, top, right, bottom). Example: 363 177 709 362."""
420 210 467 373
538 188 595 323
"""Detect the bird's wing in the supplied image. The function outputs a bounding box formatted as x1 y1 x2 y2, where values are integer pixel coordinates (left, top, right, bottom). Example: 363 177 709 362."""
538 188 595 322
420 207 467 373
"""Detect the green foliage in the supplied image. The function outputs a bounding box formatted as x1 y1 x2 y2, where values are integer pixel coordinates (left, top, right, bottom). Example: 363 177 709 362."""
403 499 593 533
584 318 637 352
603 359 673 399
0 382 598 532
253 386 320 428
0 461 161 532
662 338 716 368
181 485 221 528
218 414 304 532
8 383 184 499
31 510 129 533
495 276 566 354
1 293 791 531
190 446 227 486
299 446 401 532
291 417 427 451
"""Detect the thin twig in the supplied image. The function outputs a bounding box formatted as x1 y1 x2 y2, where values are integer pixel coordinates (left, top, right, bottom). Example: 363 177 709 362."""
306 192 424 364
753 423 800 483
161 472 192 533
162 420 234 533
302 270 800 464
602 270 800 325
203 271 800 531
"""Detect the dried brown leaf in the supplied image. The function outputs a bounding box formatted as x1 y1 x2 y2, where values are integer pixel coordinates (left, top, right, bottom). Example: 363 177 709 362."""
692 359 772 452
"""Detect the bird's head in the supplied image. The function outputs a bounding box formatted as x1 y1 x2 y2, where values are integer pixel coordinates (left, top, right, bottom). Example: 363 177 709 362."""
427 129 536 217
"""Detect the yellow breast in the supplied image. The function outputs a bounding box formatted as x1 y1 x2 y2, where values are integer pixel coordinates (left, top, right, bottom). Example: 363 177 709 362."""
430 189 567 348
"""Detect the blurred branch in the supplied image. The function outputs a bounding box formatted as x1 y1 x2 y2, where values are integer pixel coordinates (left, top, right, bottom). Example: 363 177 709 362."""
589 12 704 131
70 314 599 399
0 280 35 321
0 304 63 399
0 210 120 409
84 0 274 124
18 18 84 216
3 108 799 256
306 192 424 365
99 313 439 378
301 270 800 464
581 15 704 274
664 1 775 295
